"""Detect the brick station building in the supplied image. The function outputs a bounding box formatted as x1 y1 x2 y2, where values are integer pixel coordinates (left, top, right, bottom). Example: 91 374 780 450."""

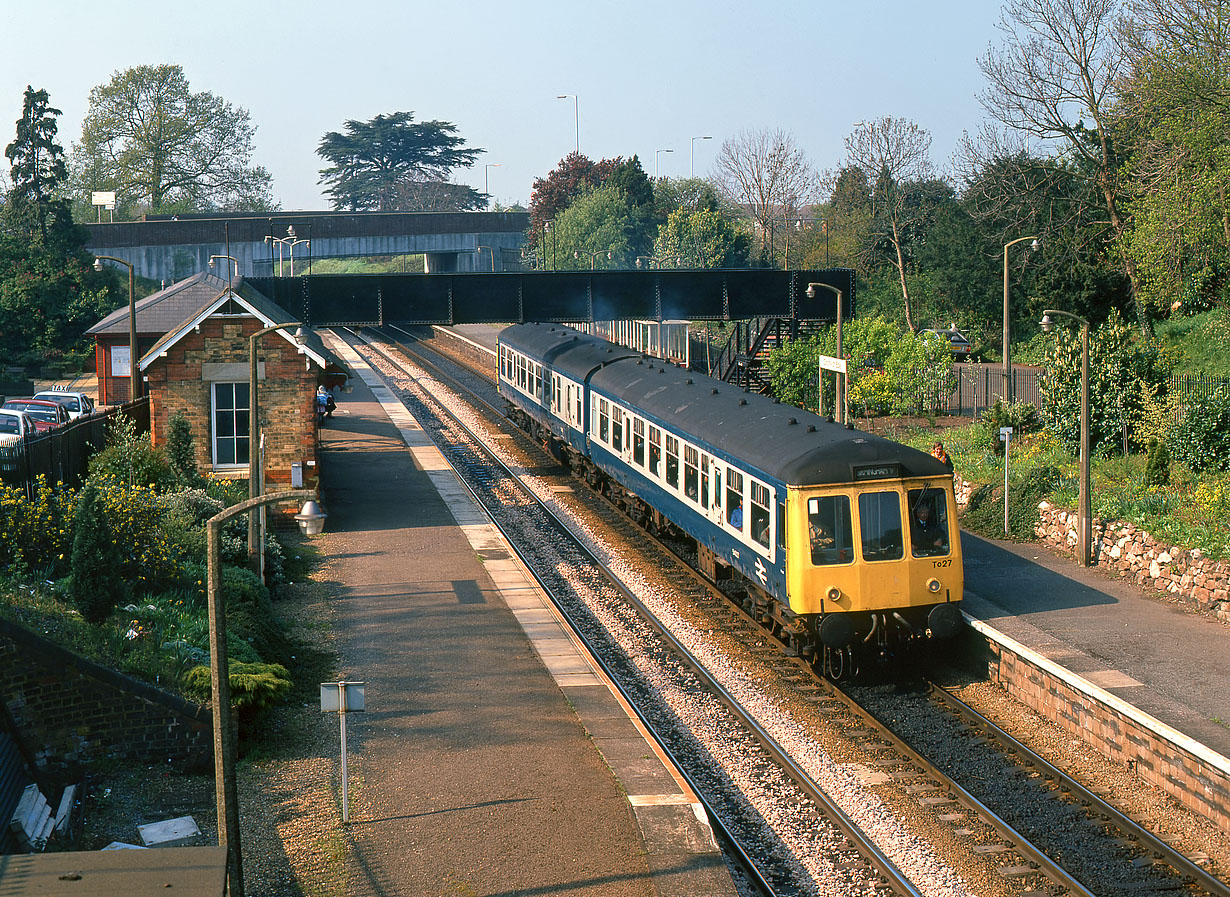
88 272 345 492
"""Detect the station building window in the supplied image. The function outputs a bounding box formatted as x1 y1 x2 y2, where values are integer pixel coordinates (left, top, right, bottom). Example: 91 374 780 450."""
212 381 250 468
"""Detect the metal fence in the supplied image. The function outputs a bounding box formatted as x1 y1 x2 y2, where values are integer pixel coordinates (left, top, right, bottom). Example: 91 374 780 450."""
0 398 149 498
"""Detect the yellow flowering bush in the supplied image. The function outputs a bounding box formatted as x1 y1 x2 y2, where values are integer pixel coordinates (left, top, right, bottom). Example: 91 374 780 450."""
90 473 188 592
0 476 75 574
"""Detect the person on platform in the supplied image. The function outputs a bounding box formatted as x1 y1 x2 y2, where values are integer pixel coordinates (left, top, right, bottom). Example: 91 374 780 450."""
931 441 952 471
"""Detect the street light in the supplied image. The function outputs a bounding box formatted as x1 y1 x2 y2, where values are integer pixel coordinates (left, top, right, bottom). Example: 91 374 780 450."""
784 217 824 270
806 282 846 425
248 322 305 576
483 163 500 206
207 489 321 897
476 245 495 272
575 248 614 269
93 255 139 403
1003 235 1039 403
208 255 240 278
1041 309 1092 567
655 148 674 178
265 225 311 276
557 94 579 153
690 135 712 177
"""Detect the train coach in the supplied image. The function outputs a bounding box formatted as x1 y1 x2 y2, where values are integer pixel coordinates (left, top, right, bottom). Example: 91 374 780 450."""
497 322 962 674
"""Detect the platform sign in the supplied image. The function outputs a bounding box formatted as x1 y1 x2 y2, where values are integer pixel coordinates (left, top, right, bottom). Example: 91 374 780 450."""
817 355 847 373
321 681 365 822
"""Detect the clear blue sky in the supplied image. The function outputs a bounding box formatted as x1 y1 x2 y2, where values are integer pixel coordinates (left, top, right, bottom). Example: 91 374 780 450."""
2 0 1005 211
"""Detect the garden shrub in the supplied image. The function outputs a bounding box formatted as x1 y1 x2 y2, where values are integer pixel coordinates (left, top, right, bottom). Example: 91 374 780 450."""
975 400 1043 455
1169 384 1230 473
1144 438 1171 487
184 661 293 731
166 411 201 485
962 464 1064 541
0 477 74 575
69 479 126 623
91 474 186 593
88 413 174 489
179 561 288 664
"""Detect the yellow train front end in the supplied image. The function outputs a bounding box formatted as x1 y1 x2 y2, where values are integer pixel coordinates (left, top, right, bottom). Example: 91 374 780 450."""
784 474 963 652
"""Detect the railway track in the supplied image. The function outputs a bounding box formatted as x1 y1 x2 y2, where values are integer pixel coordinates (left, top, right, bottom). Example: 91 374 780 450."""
357 325 1230 897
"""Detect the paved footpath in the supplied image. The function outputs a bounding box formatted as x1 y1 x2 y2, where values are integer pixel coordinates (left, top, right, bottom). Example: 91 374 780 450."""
314 332 734 897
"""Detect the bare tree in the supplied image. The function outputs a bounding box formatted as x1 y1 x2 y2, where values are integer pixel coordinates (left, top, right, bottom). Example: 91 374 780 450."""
977 0 1151 333
712 128 818 261
843 117 936 331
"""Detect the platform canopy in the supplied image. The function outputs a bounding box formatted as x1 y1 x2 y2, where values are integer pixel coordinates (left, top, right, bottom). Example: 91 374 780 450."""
247 268 854 327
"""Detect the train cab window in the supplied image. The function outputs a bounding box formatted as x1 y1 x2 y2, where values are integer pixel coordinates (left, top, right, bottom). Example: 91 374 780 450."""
750 481 771 548
726 468 744 530
808 495 853 565
611 407 623 452
908 488 951 558
666 435 679 488
684 445 699 502
858 492 904 561
598 399 609 443
699 455 710 510
649 426 661 476
632 418 645 467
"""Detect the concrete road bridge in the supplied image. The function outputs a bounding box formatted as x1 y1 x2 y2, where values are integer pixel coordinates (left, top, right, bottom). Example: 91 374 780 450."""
83 210 530 283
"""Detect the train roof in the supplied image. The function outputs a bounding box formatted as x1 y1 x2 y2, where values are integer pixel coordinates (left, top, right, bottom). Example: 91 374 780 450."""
498 322 644 380
502 323 950 488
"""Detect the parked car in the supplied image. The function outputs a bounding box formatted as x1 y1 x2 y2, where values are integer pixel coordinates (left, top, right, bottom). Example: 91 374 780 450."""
922 325 972 357
0 409 34 477
33 390 94 419
2 398 70 433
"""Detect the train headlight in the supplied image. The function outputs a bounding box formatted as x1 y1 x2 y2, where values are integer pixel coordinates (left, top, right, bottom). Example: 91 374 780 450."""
827 587 841 601
926 578 942 593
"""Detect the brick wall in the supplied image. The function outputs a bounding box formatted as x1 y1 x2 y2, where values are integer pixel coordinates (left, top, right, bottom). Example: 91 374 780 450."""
0 620 210 778
969 621 1230 832
144 318 321 493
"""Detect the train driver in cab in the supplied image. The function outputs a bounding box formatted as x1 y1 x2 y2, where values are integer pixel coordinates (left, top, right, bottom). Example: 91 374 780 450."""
910 498 948 556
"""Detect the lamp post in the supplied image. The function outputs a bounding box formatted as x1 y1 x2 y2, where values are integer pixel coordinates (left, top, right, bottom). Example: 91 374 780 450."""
1041 309 1092 567
784 217 823 270
265 225 311 276
655 148 674 178
690 135 712 177
557 94 579 153
208 490 322 897
248 322 304 575
476 245 495 272
575 248 613 269
483 163 500 206
806 282 845 424
93 255 139 403
209 255 240 278
1002 235 1039 403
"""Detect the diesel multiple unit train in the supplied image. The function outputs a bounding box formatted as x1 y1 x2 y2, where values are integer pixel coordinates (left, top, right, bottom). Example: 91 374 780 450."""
497 322 963 672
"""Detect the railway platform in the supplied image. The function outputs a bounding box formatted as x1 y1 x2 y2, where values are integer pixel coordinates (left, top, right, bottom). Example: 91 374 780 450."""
311 330 737 897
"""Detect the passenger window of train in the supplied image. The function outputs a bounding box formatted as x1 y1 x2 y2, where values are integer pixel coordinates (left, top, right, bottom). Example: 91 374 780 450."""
777 500 787 552
907 488 950 558
715 469 722 509
808 495 853 565
612 407 623 452
518 356 526 390
700 455 710 510
633 418 645 467
575 390 582 426
598 399 609 443
684 446 699 502
649 426 661 476
726 468 744 530
666 435 679 488
858 492 904 561
750 482 771 548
